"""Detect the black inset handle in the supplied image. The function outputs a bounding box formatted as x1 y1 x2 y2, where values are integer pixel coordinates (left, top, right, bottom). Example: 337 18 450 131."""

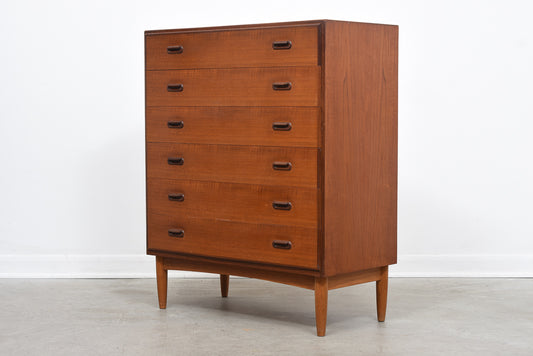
272 162 292 171
167 121 184 129
272 41 292 50
272 201 292 211
272 240 292 249
272 82 292 91
167 84 183 92
167 45 183 54
167 157 184 165
168 193 185 202
272 122 292 131
168 229 184 238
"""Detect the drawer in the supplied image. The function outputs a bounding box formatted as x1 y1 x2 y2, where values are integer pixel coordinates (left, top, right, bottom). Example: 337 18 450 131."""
146 143 318 187
147 178 317 228
145 67 320 107
145 25 319 70
146 107 320 147
147 213 318 269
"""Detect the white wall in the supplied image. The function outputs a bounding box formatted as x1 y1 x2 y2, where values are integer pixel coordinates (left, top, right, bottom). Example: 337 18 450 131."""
1 0 532 277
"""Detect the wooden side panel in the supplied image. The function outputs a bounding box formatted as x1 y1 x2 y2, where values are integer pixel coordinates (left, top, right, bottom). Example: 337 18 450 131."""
323 21 398 276
146 26 319 70
145 67 320 107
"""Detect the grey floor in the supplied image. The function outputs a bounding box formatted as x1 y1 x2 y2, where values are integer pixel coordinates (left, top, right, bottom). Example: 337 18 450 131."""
0 278 532 355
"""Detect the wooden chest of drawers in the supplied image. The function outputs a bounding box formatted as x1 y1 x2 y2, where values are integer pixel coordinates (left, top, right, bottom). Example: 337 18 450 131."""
145 20 398 336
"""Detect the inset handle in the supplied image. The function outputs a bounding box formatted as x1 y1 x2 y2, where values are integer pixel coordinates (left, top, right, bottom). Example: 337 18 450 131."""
272 122 292 131
272 240 292 249
168 193 185 202
167 121 184 129
167 157 184 165
167 45 183 54
272 82 292 91
272 162 292 171
167 84 184 92
272 41 292 50
272 201 292 211
168 229 184 238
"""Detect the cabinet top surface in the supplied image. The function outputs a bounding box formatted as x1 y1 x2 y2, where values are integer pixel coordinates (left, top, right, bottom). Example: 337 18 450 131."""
144 19 398 36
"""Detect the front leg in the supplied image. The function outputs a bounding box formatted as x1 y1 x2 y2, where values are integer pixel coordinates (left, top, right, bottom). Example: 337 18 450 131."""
376 266 389 322
220 274 229 297
314 277 328 336
156 256 168 309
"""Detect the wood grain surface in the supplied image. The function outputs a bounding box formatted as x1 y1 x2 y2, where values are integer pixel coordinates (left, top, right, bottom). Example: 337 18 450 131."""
322 21 398 276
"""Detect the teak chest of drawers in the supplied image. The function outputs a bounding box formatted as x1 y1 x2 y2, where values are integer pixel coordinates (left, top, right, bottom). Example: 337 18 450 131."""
145 20 398 336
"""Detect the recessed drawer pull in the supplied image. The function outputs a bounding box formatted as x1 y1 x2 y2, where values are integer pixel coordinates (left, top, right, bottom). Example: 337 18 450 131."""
272 41 292 50
168 193 185 202
167 157 184 165
168 229 184 238
272 201 292 211
272 82 292 91
272 161 292 171
167 45 183 54
167 121 184 129
272 122 292 131
167 84 184 92
272 240 292 249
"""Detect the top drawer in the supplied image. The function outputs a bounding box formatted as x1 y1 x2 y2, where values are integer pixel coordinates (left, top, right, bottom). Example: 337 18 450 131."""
145 26 319 70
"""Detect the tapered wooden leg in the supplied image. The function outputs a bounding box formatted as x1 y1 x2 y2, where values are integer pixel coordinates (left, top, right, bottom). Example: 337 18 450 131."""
314 277 328 337
376 266 389 322
156 256 168 309
220 274 229 298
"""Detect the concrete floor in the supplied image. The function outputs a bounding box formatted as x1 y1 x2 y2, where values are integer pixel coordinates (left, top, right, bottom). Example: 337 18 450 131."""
0 278 531 355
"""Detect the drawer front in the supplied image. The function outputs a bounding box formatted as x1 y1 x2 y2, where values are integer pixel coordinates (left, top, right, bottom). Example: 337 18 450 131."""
147 214 318 269
147 178 317 228
145 26 319 70
146 143 318 187
145 67 320 107
146 107 320 147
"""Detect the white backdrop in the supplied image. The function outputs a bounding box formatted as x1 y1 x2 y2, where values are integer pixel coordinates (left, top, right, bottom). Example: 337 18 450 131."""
1 0 532 277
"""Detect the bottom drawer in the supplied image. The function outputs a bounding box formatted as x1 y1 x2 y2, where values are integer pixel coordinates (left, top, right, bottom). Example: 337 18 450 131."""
147 213 318 270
